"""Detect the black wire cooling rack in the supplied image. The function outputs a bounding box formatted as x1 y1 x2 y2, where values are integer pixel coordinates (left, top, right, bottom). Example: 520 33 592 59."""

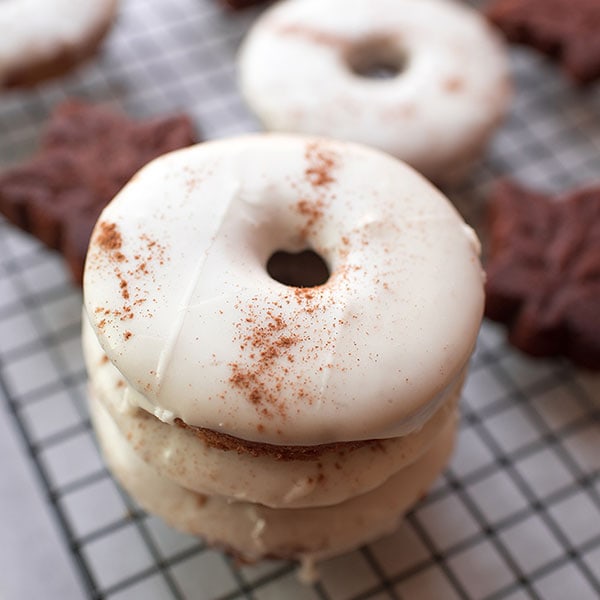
0 1 599 599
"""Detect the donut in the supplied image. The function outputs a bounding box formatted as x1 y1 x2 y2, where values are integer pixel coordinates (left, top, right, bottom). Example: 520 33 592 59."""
83 134 484 563
90 390 457 566
83 314 463 508
0 0 118 89
238 0 512 185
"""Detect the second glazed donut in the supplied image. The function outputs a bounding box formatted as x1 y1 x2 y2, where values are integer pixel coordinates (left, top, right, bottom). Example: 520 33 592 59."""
238 0 511 184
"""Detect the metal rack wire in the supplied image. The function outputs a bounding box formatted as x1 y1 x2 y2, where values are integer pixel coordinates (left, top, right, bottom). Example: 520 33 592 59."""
0 0 599 598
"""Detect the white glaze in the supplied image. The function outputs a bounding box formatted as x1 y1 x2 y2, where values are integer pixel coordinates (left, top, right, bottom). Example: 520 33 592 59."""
84 135 484 445
91 392 457 564
84 313 463 508
238 0 511 184
0 0 118 86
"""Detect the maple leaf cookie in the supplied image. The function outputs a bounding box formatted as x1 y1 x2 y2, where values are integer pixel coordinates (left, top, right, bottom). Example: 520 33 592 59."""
485 180 600 369
0 100 197 284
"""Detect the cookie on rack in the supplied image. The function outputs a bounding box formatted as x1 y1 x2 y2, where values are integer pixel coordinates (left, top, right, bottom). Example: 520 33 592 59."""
0 0 119 89
0 99 197 284
486 0 600 84
220 0 267 9
484 179 600 369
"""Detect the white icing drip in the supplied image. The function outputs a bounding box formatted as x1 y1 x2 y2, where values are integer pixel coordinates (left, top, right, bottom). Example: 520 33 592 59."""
297 556 319 584
283 478 317 504
124 385 174 424
248 509 267 551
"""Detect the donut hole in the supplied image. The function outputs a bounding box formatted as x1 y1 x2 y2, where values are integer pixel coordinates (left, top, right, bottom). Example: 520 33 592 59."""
346 36 406 80
266 249 330 288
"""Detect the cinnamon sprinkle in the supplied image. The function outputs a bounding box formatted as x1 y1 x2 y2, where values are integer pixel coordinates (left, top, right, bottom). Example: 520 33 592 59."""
297 197 325 239
293 287 321 313
444 76 464 92
273 23 350 49
229 309 301 419
305 142 337 187
92 231 169 327
96 221 123 252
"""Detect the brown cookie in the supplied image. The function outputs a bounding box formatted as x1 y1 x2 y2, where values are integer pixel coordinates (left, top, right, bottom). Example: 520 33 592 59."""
486 0 600 84
220 0 268 10
0 99 197 285
484 180 600 369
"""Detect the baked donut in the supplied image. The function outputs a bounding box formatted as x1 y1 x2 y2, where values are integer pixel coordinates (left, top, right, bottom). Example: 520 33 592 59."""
84 314 463 508
90 390 457 565
0 0 118 89
238 0 512 185
83 135 484 565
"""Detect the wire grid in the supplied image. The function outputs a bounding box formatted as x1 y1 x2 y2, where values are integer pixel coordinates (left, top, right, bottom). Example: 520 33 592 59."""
1 0 599 598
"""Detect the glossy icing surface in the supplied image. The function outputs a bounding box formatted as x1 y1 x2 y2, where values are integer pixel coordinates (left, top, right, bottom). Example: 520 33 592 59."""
84 135 484 445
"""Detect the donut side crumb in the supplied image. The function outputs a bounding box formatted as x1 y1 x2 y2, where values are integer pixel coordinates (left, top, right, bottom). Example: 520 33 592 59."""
174 418 387 461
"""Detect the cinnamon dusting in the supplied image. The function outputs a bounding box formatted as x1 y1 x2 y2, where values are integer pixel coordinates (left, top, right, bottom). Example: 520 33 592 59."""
96 221 122 252
273 23 350 49
297 198 325 239
91 231 169 327
305 142 337 187
229 310 301 418
444 76 464 92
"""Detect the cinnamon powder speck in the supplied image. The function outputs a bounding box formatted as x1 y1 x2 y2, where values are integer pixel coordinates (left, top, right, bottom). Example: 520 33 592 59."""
229 309 302 418
305 143 337 187
96 221 123 252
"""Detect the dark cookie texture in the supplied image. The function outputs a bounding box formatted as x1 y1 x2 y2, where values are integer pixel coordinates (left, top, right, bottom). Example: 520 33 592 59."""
486 0 600 84
0 100 197 285
485 180 600 369
220 0 267 9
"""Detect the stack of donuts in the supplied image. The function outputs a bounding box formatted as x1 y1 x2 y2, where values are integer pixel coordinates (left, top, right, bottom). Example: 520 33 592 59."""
83 135 485 570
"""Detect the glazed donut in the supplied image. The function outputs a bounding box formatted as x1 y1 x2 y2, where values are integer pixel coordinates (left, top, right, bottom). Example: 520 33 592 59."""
0 0 118 89
238 0 511 184
84 314 463 508
84 135 484 447
83 134 484 564
90 391 457 565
